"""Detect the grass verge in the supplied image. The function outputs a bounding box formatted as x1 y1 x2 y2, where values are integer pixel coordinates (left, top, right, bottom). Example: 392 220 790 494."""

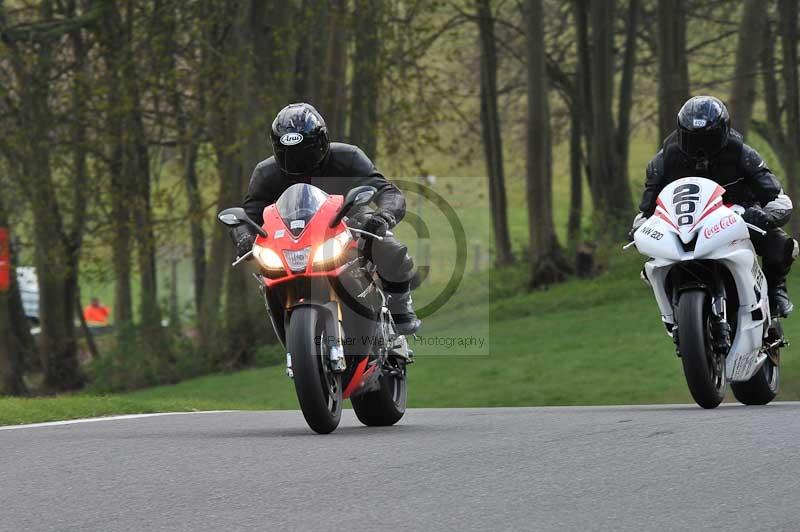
4 251 800 426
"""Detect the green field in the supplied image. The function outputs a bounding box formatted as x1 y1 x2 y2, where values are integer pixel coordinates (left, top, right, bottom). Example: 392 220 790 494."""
4 250 800 426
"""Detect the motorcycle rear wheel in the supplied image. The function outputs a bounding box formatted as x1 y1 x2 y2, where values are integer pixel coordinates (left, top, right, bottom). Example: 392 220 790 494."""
731 360 779 405
351 362 407 427
731 322 781 405
288 307 343 434
677 289 726 409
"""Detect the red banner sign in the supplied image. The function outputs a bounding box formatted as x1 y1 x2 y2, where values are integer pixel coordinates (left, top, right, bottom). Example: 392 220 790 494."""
0 228 9 292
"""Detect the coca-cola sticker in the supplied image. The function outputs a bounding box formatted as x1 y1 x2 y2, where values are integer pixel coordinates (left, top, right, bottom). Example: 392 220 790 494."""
703 214 737 239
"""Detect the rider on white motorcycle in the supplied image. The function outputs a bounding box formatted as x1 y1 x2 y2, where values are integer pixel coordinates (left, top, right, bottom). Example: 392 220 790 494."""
631 96 797 317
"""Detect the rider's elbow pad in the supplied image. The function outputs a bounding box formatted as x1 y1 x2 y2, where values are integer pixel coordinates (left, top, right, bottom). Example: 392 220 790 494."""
764 192 793 227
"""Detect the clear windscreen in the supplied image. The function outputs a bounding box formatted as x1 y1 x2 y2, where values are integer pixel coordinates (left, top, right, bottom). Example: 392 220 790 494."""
275 183 328 235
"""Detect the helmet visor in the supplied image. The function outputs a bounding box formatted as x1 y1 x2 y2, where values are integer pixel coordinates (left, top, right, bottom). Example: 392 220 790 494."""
679 129 725 159
274 144 324 175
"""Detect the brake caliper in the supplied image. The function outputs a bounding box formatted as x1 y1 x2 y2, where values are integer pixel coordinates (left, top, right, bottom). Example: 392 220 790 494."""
710 296 731 354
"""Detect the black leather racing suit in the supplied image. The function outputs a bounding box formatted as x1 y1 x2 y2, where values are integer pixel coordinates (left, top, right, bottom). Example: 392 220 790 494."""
639 129 796 294
243 142 416 293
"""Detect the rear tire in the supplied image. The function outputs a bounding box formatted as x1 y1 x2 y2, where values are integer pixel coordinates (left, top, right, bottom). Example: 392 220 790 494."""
677 290 726 409
731 360 779 405
287 307 342 434
731 321 781 406
351 363 407 426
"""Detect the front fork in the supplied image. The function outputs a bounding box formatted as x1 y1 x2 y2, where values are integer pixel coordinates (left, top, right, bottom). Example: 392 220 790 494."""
285 301 347 379
328 319 347 373
709 280 731 355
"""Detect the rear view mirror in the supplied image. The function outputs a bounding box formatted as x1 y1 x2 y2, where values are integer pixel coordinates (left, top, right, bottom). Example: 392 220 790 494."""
217 207 268 237
349 187 376 206
330 186 377 227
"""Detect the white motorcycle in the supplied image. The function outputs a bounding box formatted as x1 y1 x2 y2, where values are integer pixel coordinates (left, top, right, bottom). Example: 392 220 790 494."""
629 176 786 408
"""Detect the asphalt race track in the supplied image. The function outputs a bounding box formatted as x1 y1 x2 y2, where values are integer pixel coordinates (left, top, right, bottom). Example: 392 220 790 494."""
2 404 800 532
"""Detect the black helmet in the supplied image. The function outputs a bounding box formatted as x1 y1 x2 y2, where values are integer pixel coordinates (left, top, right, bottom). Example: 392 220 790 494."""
677 96 730 160
270 103 330 176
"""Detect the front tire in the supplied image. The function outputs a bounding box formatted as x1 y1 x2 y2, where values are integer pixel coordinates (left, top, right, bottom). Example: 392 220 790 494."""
677 290 726 409
351 362 407 426
287 307 342 434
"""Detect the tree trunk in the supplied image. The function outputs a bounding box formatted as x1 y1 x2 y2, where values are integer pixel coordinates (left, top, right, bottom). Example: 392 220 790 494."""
526 0 568 287
101 1 162 332
615 0 640 186
293 0 329 104
320 0 349 138
7 4 84 390
0 203 29 396
109 145 134 326
728 0 767 137
75 286 100 362
184 141 205 315
224 1 256 364
759 16 782 142
349 0 382 159
756 3 799 236
30 177 83 391
96 1 133 325
200 0 287 362
125 49 161 332
574 0 594 195
476 0 514 266
199 2 236 350
201 106 240 351
779 0 799 236
567 106 583 247
589 0 633 237
657 0 690 140
224 0 287 367
67 10 94 363
168 5 206 317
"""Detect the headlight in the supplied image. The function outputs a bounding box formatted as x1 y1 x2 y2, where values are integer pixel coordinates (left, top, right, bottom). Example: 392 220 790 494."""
253 244 284 270
313 231 353 268
283 247 311 272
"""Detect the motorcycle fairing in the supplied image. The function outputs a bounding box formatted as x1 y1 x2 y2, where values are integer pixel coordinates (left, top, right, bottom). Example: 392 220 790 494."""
255 185 390 398
637 176 771 382
255 194 355 288
654 178 726 245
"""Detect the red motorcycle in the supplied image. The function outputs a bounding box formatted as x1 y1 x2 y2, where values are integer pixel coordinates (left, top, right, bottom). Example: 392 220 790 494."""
218 183 412 434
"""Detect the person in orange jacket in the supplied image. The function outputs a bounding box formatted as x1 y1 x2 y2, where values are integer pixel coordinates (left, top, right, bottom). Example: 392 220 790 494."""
83 297 111 326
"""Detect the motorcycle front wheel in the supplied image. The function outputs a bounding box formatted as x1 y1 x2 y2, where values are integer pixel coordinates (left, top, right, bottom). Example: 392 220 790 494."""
287 307 343 434
677 289 726 409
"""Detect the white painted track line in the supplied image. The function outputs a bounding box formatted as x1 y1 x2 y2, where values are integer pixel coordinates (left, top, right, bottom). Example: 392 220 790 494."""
0 410 237 431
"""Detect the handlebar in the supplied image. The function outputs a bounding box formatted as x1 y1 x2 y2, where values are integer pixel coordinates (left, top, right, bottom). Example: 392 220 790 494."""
745 222 767 236
231 249 253 267
348 227 394 242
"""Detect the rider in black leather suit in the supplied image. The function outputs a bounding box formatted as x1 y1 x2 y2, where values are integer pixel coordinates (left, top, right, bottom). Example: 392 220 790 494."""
633 96 797 317
235 103 421 334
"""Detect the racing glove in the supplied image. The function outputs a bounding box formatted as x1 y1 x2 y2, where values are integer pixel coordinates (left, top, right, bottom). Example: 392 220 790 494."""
742 207 775 231
362 210 395 238
628 213 647 242
230 225 256 258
